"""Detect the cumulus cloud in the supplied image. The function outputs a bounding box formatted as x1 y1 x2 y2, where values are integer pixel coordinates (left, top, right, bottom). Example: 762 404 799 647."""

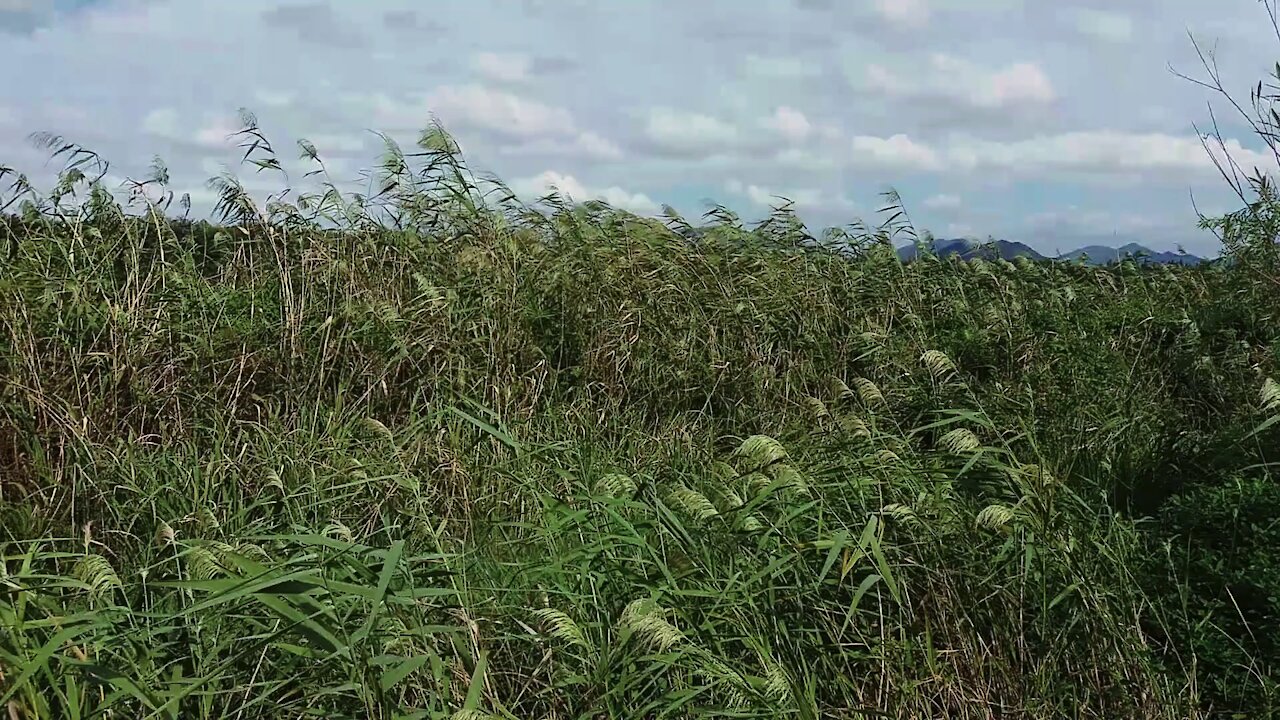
337 85 627 164
725 178 855 213
424 84 573 138
142 108 180 138
0 0 1268 256
644 108 744 156
573 132 624 159
726 181 860 223
498 131 624 161
762 106 812 142
727 179 820 208
872 0 929 29
947 130 1273 179
977 62 1055 108
850 133 943 171
846 130 1274 183
192 115 250 150
513 170 659 213
864 54 1054 110
416 84 628 160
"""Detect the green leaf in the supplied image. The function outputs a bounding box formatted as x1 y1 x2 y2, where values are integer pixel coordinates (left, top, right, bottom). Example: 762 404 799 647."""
379 653 435 692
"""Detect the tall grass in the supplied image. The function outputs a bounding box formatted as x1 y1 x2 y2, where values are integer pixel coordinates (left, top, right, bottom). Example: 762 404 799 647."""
0 116 1277 718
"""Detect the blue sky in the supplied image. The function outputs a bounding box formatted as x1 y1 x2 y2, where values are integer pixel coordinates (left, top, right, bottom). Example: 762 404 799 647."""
2 0 1279 256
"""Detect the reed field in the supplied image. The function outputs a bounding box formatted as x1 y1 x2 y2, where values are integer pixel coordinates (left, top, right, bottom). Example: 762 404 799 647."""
0 114 1279 718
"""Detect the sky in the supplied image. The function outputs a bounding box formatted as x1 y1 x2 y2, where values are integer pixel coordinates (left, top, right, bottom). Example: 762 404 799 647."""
2 0 1280 256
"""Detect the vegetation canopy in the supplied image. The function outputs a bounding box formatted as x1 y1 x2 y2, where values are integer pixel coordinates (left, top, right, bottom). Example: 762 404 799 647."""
2 22 1280 720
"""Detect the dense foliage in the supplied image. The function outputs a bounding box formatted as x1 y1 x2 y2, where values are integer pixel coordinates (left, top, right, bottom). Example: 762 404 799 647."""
1 121 1278 719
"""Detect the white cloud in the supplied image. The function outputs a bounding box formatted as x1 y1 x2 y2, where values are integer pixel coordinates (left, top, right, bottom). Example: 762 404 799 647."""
873 0 929 29
947 130 1274 178
595 187 660 213
574 131 624 160
644 108 742 155
499 131 624 160
929 54 1054 108
142 108 180 138
728 179 821 208
472 51 531 83
426 84 574 139
514 170 659 214
193 115 243 149
924 193 961 210
1071 9 1133 43
864 55 1054 110
762 106 812 142
726 179 854 211
359 86 620 160
850 133 942 171
845 130 1274 182
981 62 1055 107
0 0 1260 258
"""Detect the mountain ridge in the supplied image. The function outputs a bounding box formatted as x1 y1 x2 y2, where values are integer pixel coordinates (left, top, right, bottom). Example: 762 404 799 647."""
896 238 1206 265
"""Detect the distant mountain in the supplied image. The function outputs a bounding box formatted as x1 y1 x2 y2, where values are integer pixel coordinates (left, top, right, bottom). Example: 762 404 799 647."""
1056 245 1129 264
898 239 1205 266
1056 242 1204 266
897 238 1045 262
